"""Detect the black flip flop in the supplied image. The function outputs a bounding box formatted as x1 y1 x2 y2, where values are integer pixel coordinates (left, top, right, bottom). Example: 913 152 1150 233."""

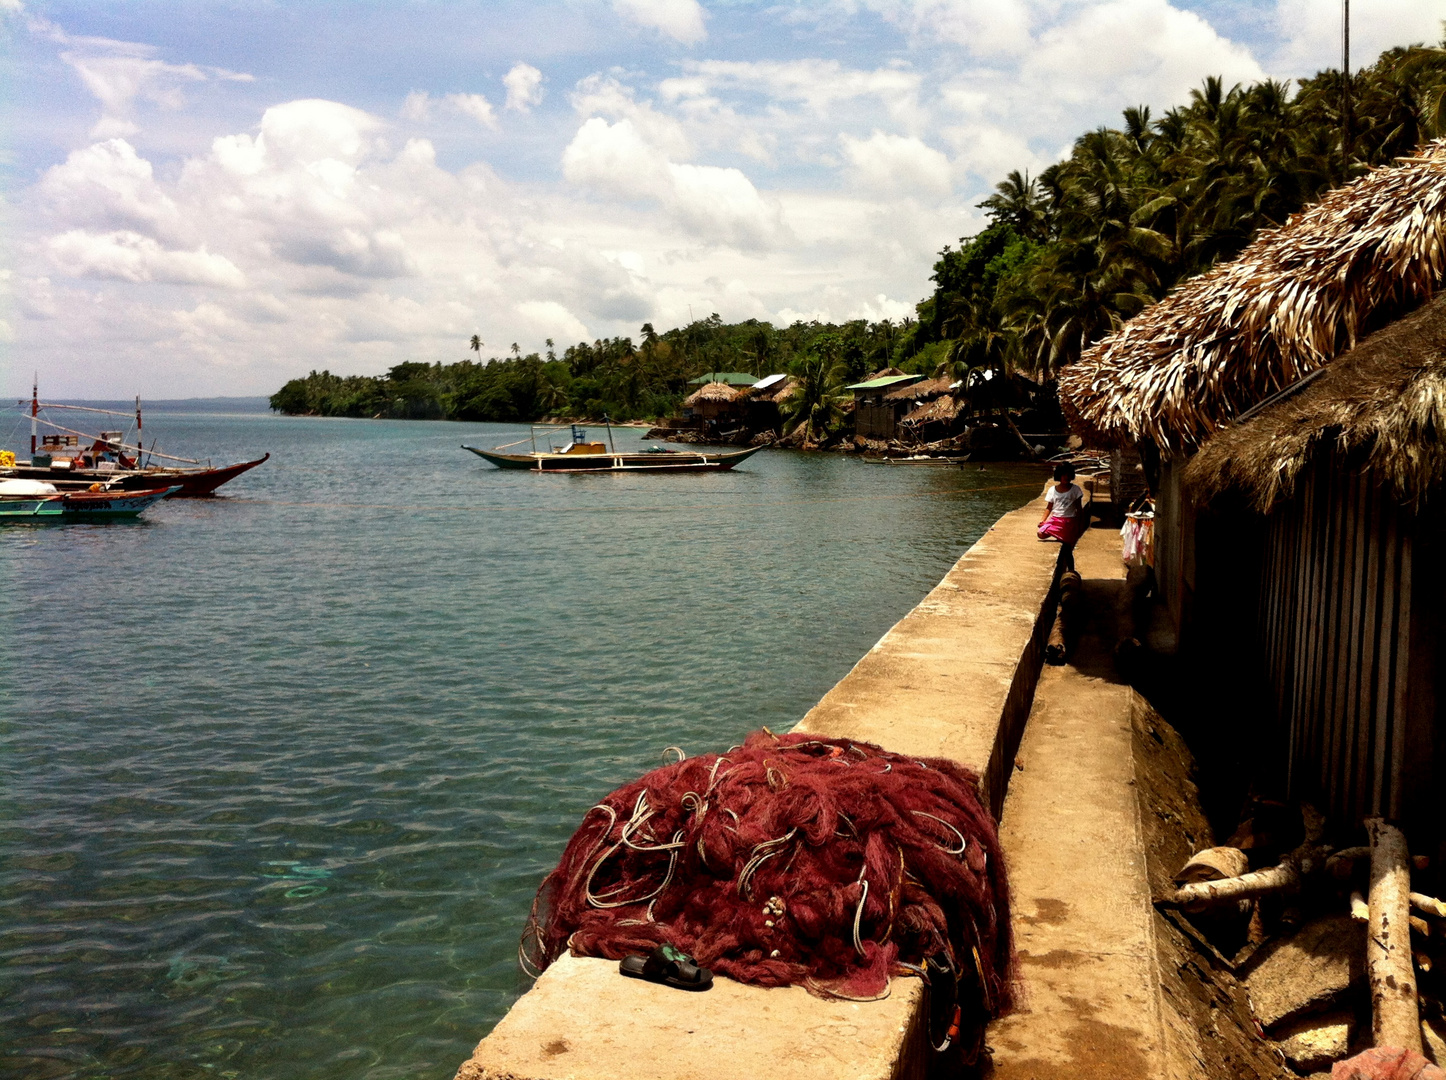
619 944 714 991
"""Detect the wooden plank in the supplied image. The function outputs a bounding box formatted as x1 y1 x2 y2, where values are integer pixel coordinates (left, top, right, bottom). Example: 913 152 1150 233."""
1388 520 1414 820
1371 501 1401 817
1347 473 1381 826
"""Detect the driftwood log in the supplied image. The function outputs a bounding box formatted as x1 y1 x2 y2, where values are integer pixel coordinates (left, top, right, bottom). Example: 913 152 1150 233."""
1044 569 1082 665
1366 818 1421 1054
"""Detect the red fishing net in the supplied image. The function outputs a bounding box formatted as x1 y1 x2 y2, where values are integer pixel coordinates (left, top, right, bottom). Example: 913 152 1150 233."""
522 730 1013 1050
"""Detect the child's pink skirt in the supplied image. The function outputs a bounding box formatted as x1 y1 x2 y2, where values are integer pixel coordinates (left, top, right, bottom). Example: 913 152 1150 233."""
1038 514 1087 544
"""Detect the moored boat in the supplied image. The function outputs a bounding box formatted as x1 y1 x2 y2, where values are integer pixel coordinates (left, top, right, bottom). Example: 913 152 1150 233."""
60 485 179 518
0 479 64 520
463 424 764 473
0 479 176 520
5 383 268 497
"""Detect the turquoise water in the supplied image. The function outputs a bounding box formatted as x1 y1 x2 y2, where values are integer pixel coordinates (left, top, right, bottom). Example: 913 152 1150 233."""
0 406 1042 1080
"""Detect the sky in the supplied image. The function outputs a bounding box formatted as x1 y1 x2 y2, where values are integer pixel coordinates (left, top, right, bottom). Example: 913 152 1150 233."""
0 0 1443 398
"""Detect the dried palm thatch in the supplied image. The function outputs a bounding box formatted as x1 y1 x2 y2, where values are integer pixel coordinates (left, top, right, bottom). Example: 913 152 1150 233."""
1060 141 1446 452
902 395 962 425
1185 290 1446 511
683 381 741 406
884 377 952 403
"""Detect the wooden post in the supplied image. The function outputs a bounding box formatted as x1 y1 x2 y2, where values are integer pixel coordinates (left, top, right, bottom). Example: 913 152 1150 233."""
1366 817 1421 1052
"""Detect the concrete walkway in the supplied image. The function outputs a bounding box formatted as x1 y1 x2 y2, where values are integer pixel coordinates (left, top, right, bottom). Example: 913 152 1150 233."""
985 524 1166 1079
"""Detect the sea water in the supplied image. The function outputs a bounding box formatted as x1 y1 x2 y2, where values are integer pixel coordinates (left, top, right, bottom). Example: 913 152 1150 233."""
0 403 1042 1080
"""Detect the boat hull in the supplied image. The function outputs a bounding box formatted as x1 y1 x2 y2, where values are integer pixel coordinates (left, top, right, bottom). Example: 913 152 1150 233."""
0 497 64 520
462 444 764 473
4 454 269 496
61 486 177 518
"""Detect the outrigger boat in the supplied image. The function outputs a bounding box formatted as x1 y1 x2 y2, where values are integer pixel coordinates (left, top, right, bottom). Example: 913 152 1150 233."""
4 382 268 497
0 479 177 521
463 423 764 473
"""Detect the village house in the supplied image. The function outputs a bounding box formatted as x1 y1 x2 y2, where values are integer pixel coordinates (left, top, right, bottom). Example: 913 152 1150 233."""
1060 141 1446 840
845 369 923 440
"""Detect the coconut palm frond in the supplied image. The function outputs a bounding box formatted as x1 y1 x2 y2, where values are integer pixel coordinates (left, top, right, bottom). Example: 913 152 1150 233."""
1060 140 1446 451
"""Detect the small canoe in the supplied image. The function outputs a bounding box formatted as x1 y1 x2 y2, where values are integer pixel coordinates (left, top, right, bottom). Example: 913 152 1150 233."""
463 443 764 473
0 495 64 520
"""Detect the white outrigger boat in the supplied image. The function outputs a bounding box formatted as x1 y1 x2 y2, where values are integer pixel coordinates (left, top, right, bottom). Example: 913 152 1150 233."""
463 423 763 474
0 479 177 521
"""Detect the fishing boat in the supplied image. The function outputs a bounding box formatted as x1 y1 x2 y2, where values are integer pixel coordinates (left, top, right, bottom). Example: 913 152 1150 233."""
463 423 764 473
861 454 971 466
0 480 64 520
3 383 268 497
0 479 176 520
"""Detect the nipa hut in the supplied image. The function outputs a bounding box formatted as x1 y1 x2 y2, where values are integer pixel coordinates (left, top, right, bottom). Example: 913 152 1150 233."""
846 369 924 440
682 381 747 428
1058 140 1446 838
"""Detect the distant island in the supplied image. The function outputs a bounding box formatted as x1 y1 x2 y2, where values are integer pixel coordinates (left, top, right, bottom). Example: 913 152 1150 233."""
272 42 1446 438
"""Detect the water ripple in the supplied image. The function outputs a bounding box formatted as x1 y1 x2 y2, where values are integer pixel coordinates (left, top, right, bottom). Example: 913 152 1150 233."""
0 408 1042 1079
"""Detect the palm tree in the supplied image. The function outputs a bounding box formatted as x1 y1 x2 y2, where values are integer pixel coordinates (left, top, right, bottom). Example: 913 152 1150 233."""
781 353 842 446
511 342 521 358
470 334 482 359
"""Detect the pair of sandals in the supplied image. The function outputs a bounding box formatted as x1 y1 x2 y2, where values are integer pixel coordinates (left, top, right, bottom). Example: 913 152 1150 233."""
619 944 713 991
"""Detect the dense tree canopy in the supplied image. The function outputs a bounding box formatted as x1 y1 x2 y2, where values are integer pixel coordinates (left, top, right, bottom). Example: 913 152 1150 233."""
273 41 1446 430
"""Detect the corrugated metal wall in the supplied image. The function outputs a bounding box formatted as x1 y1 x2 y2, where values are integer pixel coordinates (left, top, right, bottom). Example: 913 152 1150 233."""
1256 453 1415 825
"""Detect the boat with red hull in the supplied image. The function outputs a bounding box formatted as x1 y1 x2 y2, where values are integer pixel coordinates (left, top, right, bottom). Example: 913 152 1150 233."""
5 384 268 497
6 454 269 496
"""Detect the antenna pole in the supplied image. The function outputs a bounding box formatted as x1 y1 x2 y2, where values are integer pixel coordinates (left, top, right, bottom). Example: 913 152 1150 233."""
1342 0 1352 167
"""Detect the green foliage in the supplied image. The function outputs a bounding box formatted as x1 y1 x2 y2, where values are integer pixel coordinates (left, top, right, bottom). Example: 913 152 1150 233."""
270 315 914 424
920 40 1446 381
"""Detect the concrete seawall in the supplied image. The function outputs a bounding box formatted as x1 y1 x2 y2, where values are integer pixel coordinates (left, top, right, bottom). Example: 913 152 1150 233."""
455 497 1067 1080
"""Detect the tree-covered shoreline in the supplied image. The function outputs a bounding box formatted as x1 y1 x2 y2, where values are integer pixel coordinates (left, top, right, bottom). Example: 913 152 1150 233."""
272 41 1446 430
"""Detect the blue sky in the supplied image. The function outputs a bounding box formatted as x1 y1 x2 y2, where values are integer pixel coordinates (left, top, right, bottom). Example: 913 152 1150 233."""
1 0 1443 397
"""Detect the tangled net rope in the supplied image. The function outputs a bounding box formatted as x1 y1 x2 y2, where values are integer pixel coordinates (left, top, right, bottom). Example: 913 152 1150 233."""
522 730 1013 1054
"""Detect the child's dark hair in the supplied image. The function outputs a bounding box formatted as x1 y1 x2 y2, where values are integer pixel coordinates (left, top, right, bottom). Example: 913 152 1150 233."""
1053 463 1076 482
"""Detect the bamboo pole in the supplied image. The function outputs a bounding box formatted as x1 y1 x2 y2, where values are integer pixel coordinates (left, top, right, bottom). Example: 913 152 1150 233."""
1366 817 1421 1053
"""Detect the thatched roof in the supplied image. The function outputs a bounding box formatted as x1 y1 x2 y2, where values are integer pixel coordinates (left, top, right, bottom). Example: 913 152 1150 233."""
1060 140 1446 452
902 395 962 425
683 381 741 406
884 377 953 403
1186 290 1446 511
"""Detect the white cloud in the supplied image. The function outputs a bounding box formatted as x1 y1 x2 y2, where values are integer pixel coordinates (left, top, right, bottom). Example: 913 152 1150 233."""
446 92 500 129
840 131 953 194
503 63 544 112
401 90 432 121
869 0 1035 58
39 139 184 238
47 230 246 288
1272 0 1445 73
562 117 783 247
518 300 589 342
1023 0 1265 108
613 0 707 45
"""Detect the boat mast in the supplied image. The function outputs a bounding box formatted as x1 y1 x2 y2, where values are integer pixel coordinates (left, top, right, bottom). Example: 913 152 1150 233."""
603 414 616 453
31 375 37 457
136 396 143 467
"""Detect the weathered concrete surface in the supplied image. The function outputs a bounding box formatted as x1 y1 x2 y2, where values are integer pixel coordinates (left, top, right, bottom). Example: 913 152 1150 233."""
984 525 1168 1080
986 528 1290 1080
454 499 1062 1080
455 953 925 1080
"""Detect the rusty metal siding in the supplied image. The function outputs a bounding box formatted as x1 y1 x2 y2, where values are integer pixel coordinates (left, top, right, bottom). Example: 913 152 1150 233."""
1256 453 1416 827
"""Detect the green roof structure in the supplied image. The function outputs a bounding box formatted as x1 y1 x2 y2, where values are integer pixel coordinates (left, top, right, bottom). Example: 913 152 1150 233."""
687 372 757 386
844 374 922 391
